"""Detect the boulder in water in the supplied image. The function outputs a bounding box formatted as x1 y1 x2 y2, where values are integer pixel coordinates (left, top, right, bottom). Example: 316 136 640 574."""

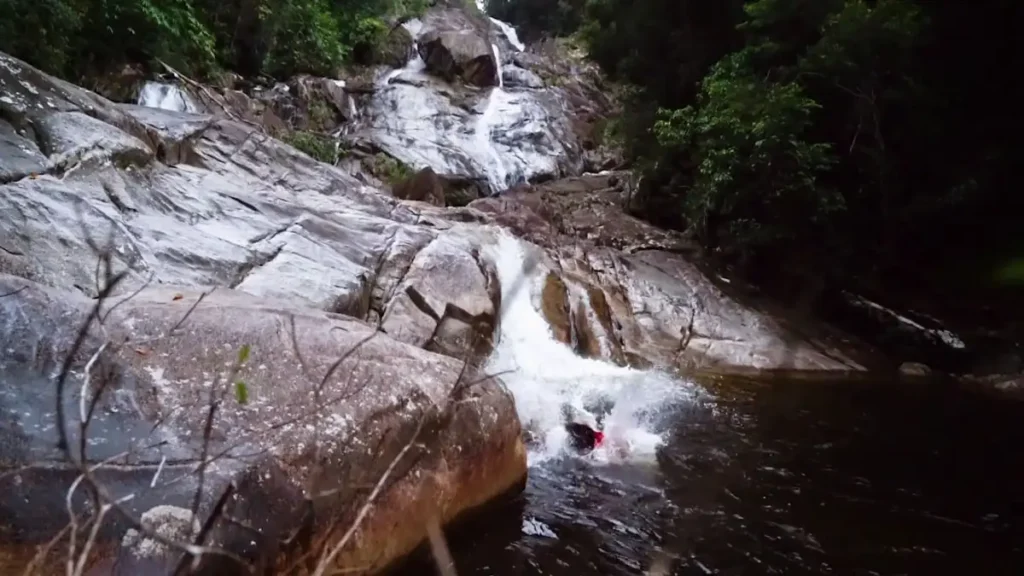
899 361 932 377
366 24 417 68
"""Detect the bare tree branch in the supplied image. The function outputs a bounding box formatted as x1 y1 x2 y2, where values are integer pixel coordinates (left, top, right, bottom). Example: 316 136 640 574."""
0 285 28 299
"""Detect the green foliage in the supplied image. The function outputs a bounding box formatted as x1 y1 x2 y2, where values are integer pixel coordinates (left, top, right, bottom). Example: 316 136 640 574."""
0 0 217 78
307 100 336 131
653 49 839 251
563 0 979 293
0 0 431 82
485 0 586 42
285 131 339 164
234 380 250 404
264 0 345 77
0 0 85 74
365 153 413 185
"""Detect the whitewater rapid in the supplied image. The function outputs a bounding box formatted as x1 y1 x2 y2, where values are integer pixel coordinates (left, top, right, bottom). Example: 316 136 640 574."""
137 81 199 113
483 230 692 466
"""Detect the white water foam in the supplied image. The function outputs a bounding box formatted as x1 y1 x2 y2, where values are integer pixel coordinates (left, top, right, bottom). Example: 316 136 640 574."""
474 92 512 192
483 230 691 466
137 81 198 113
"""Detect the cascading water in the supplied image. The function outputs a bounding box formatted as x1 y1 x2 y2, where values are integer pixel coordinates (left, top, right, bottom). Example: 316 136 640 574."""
491 43 504 88
483 229 694 466
490 17 526 51
471 41 516 192
137 81 199 113
367 17 561 195
475 0 526 52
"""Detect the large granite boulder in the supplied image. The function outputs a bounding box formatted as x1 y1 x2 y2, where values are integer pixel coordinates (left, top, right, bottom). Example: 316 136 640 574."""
418 29 499 87
0 276 526 575
392 166 446 206
381 227 501 361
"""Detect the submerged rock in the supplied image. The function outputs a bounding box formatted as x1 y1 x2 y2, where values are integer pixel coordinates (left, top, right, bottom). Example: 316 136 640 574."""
899 362 932 377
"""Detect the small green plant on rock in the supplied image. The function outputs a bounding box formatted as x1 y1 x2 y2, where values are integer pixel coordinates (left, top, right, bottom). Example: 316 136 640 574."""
284 131 338 164
365 152 413 185
307 99 337 131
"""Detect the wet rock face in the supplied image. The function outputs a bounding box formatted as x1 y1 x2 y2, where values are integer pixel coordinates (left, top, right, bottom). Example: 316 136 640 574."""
131 73 359 140
348 7 584 196
512 39 622 169
381 228 501 362
469 174 869 373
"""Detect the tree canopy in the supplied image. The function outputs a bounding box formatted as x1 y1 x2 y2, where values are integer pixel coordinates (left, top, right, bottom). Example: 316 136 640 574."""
0 0 432 80
490 0 1024 304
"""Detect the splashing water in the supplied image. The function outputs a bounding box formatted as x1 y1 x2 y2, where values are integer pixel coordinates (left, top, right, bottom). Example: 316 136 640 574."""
137 82 198 113
483 230 692 466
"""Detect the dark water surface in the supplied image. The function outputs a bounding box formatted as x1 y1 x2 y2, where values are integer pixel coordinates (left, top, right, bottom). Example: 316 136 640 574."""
402 378 1024 575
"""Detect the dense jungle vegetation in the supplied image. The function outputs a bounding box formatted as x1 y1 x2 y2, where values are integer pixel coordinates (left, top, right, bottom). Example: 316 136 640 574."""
491 0 1023 312
0 0 433 81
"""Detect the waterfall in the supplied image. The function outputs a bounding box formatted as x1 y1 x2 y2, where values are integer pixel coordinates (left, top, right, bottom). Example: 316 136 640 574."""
474 88 513 192
476 0 527 52
489 18 525 51
366 17 562 195
483 230 692 465
491 43 504 87
137 81 198 113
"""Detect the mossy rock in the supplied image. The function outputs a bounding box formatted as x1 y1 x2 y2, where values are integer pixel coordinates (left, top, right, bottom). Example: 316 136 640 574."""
368 26 415 69
363 152 414 186
283 131 337 164
441 177 486 207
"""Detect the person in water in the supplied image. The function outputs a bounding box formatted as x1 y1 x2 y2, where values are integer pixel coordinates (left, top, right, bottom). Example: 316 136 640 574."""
561 403 605 455
565 421 605 453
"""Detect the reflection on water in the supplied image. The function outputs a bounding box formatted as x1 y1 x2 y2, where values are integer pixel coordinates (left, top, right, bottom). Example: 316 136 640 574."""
399 378 1024 575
